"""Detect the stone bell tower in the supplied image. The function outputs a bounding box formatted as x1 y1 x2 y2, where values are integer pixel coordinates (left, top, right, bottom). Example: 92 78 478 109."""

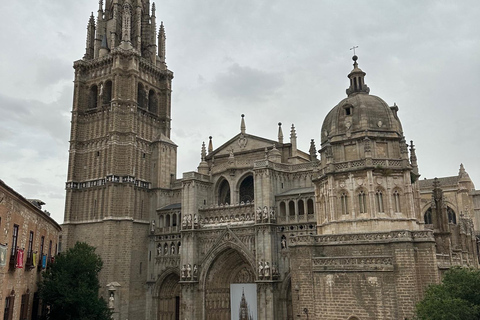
62 1 175 318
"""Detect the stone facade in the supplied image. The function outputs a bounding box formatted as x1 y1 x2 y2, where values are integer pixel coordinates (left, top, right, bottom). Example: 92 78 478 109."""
0 179 61 320
62 1 480 319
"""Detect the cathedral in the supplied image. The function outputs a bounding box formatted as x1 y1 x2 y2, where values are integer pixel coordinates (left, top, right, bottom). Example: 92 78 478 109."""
61 1 480 319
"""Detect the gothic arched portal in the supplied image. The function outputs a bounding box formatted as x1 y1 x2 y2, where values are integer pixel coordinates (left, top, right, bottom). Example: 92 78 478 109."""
204 248 255 320
157 273 180 320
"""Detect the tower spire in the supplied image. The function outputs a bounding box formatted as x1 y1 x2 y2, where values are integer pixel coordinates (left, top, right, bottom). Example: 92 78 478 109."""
84 13 96 60
158 21 166 65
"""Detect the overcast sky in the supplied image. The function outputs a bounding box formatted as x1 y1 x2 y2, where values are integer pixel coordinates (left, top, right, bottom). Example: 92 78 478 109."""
0 0 479 224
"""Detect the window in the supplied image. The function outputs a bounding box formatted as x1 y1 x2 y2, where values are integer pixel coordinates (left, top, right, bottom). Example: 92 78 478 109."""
137 83 146 109
148 89 157 113
375 190 384 213
289 201 295 216
298 200 305 215
239 175 254 203
48 240 52 262
340 192 348 215
89 85 98 109
11 225 19 256
19 293 29 320
102 80 112 105
218 179 231 205
279 202 286 217
424 208 432 225
307 199 314 215
27 231 34 267
4 295 14 320
447 207 457 224
345 107 351 115
393 190 401 212
358 190 367 214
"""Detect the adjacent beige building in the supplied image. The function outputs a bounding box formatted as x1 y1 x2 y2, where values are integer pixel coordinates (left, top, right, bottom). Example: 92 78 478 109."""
61 1 480 319
0 180 61 320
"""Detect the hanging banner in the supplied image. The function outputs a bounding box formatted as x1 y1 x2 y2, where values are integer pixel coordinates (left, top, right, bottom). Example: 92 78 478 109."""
42 254 47 269
32 252 37 267
0 244 7 267
16 249 24 268
230 283 257 320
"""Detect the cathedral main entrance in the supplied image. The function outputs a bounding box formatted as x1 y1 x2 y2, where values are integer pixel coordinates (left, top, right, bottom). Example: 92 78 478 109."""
204 248 255 320
157 273 181 320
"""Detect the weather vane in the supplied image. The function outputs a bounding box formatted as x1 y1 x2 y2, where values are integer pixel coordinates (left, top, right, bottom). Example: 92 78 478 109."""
350 46 358 55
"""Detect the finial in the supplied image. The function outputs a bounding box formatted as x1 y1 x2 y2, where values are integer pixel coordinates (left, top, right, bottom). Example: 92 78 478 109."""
152 2 156 16
433 177 440 189
278 122 283 144
201 142 206 161
309 139 317 161
208 136 213 154
458 163 470 179
98 0 103 12
290 124 297 139
240 114 246 134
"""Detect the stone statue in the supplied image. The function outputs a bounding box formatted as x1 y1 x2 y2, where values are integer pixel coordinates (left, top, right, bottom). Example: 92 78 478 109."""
258 261 264 279
171 244 175 255
193 264 198 279
270 206 275 220
263 206 269 221
256 207 262 222
181 265 187 280
272 263 279 279
281 236 287 249
264 262 271 278
108 292 115 309
187 264 192 279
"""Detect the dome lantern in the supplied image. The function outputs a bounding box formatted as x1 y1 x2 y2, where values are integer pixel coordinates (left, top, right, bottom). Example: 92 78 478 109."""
346 55 370 97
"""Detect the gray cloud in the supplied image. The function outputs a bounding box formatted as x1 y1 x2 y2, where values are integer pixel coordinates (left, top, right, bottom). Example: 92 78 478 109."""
211 63 284 102
0 0 479 224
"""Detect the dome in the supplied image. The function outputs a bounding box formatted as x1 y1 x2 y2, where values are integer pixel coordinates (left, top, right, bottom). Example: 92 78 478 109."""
320 57 403 144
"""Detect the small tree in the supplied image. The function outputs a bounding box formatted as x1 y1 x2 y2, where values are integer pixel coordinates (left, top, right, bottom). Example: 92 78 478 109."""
416 267 480 320
38 242 112 320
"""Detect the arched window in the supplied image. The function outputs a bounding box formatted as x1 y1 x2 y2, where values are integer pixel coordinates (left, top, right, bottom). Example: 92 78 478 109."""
358 190 367 214
298 200 305 215
137 83 146 109
447 207 457 224
307 199 314 214
288 201 295 216
165 214 171 227
89 85 98 109
218 179 231 205
172 213 177 227
340 192 348 215
424 208 432 225
103 80 112 105
279 201 286 217
393 190 401 212
375 189 384 213
148 89 157 113
239 175 254 203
